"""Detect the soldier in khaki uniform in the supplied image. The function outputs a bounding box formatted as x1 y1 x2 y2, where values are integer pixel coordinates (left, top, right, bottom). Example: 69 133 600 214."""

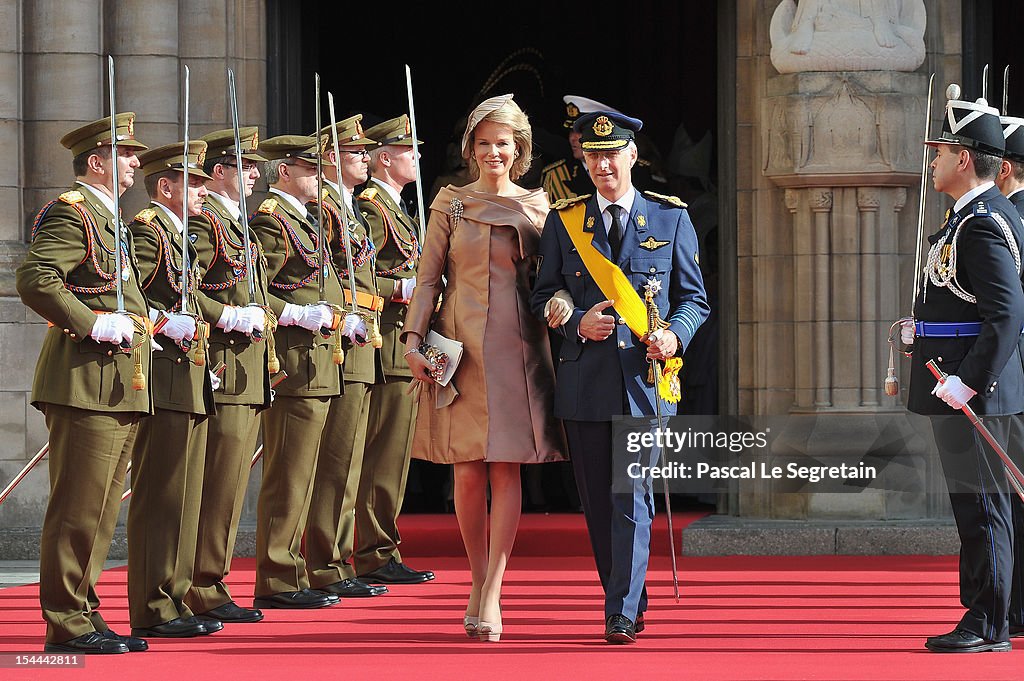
304 115 389 598
354 115 435 583
127 141 220 639
185 127 271 624
249 135 355 609
16 114 152 654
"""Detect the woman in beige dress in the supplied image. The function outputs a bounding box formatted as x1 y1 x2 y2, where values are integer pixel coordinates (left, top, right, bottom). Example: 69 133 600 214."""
403 94 565 642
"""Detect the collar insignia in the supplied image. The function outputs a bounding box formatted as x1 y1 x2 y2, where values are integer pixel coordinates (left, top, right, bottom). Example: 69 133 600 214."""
637 214 646 227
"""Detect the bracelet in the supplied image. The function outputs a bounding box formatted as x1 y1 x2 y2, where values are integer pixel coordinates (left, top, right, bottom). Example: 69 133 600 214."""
403 347 421 357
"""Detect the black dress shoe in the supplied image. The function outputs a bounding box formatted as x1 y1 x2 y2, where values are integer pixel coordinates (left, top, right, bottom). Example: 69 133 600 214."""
635 613 645 634
253 589 337 609
44 631 128 654
358 558 435 584
319 578 388 597
605 614 637 644
189 616 223 634
131 617 209 638
100 629 148 652
925 628 1011 652
196 601 265 623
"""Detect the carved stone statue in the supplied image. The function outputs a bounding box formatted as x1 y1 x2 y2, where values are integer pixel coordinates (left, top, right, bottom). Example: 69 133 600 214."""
770 0 926 73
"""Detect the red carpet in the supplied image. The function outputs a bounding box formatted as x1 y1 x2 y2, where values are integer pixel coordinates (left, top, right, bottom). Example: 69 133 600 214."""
1 514 1022 680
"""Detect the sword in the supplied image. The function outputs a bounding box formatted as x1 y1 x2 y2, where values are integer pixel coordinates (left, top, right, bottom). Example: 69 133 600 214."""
226 68 266 345
0 443 49 506
1004 66 1011 116
926 360 1024 503
983 63 990 103
405 65 426 244
643 278 680 602
315 73 326 303
178 64 196 355
327 92 360 316
108 56 126 318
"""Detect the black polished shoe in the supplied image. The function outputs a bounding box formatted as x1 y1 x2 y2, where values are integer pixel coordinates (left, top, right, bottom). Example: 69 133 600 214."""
190 616 223 634
604 614 637 644
635 613 645 634
925 628 1011 652
358 558 435 584
196 601 264 623
43 631 128 654
131 617 209 639
100 629 148 652
319 578 388 597
253 589 337 609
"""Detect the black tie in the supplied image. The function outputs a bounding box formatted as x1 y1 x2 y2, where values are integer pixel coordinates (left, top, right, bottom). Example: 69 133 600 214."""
607 204 625 261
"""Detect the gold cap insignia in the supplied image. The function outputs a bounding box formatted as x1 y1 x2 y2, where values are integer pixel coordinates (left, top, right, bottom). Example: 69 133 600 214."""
637 214 646 227
196 148 206 166
566 103 580 118
405 117 412 135
126 114 134 137
251 130 259 151
639 236 670 251
593 116 613 137
319 134 330 155
355 120 364 137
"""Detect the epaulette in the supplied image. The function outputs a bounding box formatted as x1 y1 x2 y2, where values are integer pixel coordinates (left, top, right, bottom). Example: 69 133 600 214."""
358 187 379 201
133 208 157 224
258 197 278 214
551 194 591 210
321 187 330 201
643 191 688 209
58 190 85 204
542 159 567 173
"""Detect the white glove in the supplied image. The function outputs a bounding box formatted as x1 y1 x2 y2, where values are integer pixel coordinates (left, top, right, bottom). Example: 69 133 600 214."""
279 302 334 332
90 313 134 345
900 320 915 345
209 369 222 391
393 277 416 304
219 305 265 335
543 288 575 328
341 313 367 345
151 337 164 352
217 305 241 332
932 375 977 410
157 311 197 343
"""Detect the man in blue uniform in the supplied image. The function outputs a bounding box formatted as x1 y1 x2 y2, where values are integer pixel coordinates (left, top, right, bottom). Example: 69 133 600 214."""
531 110 709 644
903 93 1024 652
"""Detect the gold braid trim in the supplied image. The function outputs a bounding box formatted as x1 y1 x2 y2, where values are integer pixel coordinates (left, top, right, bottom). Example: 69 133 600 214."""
126 314 152 391
262 307 281 375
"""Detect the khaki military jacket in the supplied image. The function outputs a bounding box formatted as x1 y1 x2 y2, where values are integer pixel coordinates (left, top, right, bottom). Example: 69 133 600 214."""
319 183 379 385
16 187 153 414
249 191 343 398
190 194 272 408
358 181 420 378
129 204 215 415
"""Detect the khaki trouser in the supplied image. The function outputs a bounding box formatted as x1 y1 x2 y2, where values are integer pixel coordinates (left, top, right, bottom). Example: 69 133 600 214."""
305 382 371 587
39 404 139 643
255 395 331 596
186 403 260 614
127 409 209 628
354 378 417 574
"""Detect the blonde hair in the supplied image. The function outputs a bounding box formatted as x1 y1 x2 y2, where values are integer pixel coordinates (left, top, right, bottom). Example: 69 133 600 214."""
463 99 533 181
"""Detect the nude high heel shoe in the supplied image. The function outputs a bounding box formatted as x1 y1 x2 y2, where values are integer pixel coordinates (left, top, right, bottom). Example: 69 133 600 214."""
463 615 480 638
476 618 502 642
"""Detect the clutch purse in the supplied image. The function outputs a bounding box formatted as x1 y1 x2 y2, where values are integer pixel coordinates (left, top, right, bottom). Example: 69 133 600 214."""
420 330 463 387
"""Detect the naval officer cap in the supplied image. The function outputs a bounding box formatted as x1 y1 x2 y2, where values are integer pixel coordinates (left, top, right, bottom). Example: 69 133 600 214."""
201 126 267 163
562 95 622 129
574 111 644 152
363 115 421 147
925 87 1005 157
260 134 333 165
138 141 214 180
60 112 149 157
